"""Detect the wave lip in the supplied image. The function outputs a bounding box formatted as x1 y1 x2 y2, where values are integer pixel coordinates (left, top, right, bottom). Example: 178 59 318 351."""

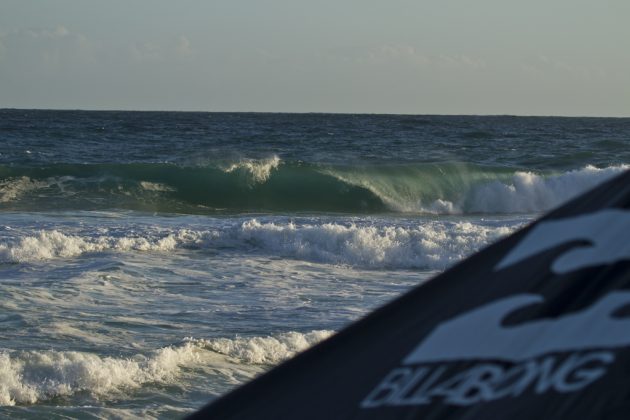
220 156 281 184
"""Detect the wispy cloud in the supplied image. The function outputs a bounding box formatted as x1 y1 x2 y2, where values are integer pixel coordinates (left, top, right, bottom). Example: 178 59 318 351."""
130 42 162 61
0 37 6 60
176 35 193 56
0 25 92 67
325 44 486 70
130 35 194 62
519 55 608 80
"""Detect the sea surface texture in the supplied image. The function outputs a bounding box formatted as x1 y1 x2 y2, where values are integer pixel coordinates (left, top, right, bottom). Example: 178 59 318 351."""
0 110 628 418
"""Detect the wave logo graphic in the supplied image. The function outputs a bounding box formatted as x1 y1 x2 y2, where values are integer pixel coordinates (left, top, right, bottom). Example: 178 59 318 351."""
404 292 630 364
408 209 630 363
496 209 630 274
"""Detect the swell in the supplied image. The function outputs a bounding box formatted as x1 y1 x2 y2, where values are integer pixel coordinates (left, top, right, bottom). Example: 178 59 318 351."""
0 160 626 214
0 161 386 214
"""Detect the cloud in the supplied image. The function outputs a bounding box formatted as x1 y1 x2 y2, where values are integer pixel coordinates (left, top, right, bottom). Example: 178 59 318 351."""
518 55 607 80
325 44 486 70
41 25 70 38
0 25 92 67
130 41 163 61
176 35 193 56
17 25 87 45
435 54 486 70
130 35 194 62
370 45 429 65
325 44 428 65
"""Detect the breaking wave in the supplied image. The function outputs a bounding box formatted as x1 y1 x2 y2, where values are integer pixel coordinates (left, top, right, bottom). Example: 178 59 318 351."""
463 165 628 213
0 219 518 269
325 163 628 214
0 161 625 214
0 176 49 203
0 330 331 406
191 330 333 365
236 219 516 269
0 230 179 263
220 156 281 183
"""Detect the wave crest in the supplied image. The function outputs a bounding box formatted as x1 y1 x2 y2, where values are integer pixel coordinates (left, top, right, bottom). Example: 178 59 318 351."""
0 219 519 270
238 219 516 269
191 330 333 365
0 177 50 203
221 156 281 183
0 345 198 406
0 230 179 263
0 330 330 406
464 165 627 213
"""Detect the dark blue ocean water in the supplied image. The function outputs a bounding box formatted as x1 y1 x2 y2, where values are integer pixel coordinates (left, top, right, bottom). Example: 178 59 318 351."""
0 110 628 417
3 110 630 167
1 110 629 214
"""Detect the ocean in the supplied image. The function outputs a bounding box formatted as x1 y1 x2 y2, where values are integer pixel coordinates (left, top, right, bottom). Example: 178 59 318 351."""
0 110 628 418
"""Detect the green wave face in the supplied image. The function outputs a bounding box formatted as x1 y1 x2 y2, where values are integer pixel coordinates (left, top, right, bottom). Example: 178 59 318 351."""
322 162 515 212
0 161 624 215
0 162 387 214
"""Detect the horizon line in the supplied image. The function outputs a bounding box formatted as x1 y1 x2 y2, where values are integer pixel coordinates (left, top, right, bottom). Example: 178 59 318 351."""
1 107 628 119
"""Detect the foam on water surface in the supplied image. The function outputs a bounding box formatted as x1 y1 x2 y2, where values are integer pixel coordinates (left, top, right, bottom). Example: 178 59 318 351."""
0 331 331 406
464 165 628 213
221 155 281 183
0 211 460 414
0 217 520 269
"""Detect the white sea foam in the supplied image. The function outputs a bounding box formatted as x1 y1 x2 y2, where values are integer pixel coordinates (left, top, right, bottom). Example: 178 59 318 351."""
193 330 333 364
0 176 81 204
237 219 516 269
0 177 49 203
139 181 175 192
463 164 629 213
0 330 330 406
0 219 518 269
222 155 281 183
0 345 198 406
327 164 628 214
0 230 179 263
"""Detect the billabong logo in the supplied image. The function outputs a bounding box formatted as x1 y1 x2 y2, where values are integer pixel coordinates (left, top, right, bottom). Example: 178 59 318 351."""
496 209 630 274
362 209 630 408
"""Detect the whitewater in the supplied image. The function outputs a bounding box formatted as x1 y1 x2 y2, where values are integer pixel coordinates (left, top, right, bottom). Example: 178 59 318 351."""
0 110 628 418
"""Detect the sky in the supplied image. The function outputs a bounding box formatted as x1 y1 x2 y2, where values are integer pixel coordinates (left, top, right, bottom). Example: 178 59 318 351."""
0 0 628 116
